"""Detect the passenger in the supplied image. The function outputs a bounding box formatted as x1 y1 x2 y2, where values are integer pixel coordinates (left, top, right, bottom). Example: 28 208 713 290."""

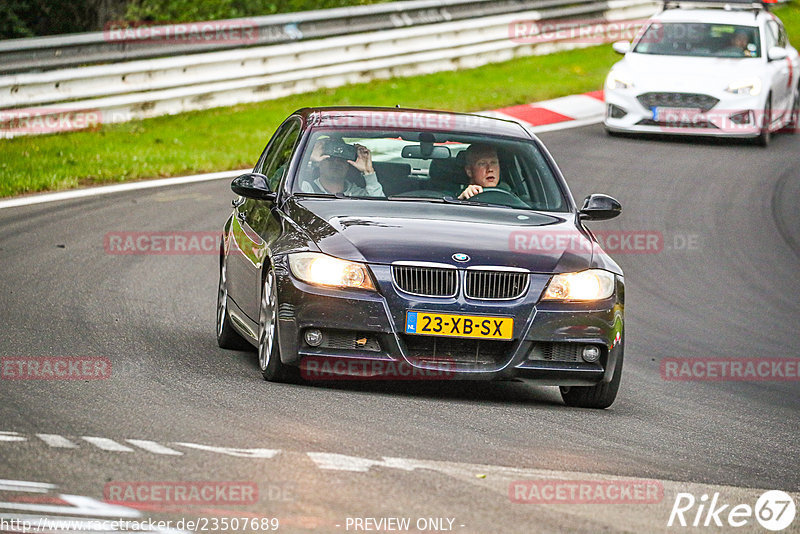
458 143 503 200
302 139 383 196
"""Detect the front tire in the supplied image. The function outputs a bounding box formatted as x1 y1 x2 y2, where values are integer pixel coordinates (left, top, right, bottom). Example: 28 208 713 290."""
785 86 799 135
258 268 296 382
217 253 250 350
560 348 623 409
756 94 772 147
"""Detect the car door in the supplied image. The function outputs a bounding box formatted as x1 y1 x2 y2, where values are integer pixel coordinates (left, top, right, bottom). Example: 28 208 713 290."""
776 21 800 114
764 19 791 120
228 118 302 321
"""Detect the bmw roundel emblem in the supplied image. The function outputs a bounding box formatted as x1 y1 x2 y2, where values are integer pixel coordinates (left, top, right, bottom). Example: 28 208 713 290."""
452 253 470 262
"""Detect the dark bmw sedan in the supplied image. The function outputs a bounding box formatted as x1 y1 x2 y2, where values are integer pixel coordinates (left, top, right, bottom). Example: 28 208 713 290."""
217 107 625 408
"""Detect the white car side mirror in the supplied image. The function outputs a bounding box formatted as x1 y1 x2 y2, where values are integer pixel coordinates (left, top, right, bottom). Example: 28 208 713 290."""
767 47 788 61
612 41 632 55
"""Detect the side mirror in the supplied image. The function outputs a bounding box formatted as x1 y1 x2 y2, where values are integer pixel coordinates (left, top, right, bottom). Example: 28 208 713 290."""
612 41 631 55
580 194 622 221
231 173 277 201
767 47 788 62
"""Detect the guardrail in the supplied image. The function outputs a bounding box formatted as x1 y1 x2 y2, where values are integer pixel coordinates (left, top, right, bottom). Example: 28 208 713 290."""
0 0 660 138
0 0 632 74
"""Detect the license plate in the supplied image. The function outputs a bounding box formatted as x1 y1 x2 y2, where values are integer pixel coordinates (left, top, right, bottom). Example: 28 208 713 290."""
405 311 513 340
653 107 704 123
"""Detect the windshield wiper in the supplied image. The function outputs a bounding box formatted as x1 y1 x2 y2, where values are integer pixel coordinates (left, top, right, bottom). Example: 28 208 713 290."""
387 196 446 203
293 192 346 199
440 196 495 207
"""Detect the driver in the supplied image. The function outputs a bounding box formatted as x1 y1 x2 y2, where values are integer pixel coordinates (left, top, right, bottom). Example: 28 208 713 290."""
458 144 503 200
725 30 753 57
302 139 384 196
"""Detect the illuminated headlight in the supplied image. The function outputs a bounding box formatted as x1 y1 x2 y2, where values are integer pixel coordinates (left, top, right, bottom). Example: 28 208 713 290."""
726 79 762 96
542 269 615 301
609 75 635 90
288 252 376 291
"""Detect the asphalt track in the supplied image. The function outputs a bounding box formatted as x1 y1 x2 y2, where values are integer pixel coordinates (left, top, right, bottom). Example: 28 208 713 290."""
1 124 798 533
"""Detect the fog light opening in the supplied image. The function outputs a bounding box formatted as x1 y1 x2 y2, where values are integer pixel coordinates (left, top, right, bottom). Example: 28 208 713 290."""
608 104 627 119
582 345 601 363
305 328 323 347
729 110 752 125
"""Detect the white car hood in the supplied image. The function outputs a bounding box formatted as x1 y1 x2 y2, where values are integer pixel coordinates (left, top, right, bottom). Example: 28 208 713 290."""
613 54 764 93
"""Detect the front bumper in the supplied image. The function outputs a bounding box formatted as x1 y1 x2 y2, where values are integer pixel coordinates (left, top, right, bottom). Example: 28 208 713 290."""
604 88 764 138
273 260 624 386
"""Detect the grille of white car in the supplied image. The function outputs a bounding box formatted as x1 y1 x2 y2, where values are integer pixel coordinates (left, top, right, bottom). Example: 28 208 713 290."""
637 92 720 111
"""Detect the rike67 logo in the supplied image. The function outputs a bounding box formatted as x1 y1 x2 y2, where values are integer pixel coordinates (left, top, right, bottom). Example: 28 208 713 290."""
668 490 796 531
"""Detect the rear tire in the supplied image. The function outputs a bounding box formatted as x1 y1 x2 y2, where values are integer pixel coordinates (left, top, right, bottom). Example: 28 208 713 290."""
216 252 250 350
258 268 297 383
560 347 623 409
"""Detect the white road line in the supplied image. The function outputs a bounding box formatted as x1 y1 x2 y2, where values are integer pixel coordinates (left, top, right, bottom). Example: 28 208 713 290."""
0 431 27 442
80 437 134 452
125 439 183 455
36 434 78 448
0 480 56 493
171 442 280 458
306 452 418 472
0 169 246 211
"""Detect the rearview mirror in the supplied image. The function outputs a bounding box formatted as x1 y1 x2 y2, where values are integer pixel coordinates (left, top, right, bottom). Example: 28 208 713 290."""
401 145 451 160
580 194 621 221
612 41 631 55
767 47 788 61
231 173 277 201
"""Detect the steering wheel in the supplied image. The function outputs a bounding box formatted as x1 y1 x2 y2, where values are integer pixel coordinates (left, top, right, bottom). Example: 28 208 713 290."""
468 188 530 208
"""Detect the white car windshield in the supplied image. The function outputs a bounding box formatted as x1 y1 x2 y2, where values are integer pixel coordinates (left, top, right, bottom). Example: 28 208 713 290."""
634 22 761 58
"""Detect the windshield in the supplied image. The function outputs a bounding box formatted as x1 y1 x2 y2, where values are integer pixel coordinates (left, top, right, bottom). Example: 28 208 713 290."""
292 129 568 212
634 22 761 58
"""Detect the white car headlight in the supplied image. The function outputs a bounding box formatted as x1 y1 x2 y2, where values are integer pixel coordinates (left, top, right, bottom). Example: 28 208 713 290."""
726 78 762 96
288 252 376 291
609 75 635 90
542 269 615 301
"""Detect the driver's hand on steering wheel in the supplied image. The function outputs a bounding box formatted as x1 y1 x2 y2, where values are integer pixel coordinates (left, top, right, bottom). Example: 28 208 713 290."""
458 184 484 199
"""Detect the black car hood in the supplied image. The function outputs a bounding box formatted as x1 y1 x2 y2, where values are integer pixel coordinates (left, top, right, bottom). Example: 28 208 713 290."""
286 198 602 274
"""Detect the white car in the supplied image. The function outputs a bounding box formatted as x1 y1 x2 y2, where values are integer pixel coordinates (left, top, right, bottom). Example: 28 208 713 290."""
603 0 799 145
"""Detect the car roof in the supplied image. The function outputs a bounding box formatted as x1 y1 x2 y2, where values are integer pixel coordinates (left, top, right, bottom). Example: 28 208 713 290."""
293 106 532 139
654 7 767 25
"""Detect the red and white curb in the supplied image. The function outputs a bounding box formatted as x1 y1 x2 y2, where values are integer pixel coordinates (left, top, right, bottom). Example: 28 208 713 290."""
484 90 606 133
0 91 606 210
